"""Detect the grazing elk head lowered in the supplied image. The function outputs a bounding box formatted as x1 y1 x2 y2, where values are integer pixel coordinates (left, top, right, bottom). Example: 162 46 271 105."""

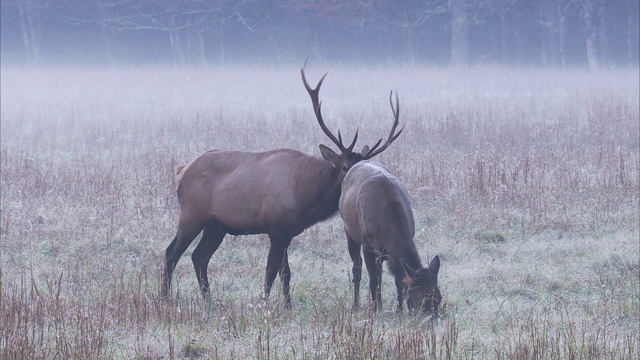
161 59 404 308
339 161 441 315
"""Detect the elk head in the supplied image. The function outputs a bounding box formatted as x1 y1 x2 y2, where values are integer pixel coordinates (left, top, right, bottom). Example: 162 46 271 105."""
301 58 404 179
401 256 442 316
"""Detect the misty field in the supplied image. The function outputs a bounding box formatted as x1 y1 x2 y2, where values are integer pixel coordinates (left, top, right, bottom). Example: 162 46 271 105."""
1 64 638 359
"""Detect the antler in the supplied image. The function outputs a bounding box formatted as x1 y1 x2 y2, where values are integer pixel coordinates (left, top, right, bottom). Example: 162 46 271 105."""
363 91 405 159
301 57 358 154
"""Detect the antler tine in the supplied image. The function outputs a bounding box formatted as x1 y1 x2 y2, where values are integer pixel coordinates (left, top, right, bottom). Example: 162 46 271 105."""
346 128 359 152
365 137 383 155
391 90 400 119
301 58 348 153
364 90 405 159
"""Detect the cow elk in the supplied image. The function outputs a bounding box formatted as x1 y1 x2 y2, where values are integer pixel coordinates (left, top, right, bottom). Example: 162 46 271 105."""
339 160 441 315
162 59 404 307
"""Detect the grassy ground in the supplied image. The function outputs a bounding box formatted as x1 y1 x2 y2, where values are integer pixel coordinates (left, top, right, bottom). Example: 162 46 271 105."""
1 64 638 359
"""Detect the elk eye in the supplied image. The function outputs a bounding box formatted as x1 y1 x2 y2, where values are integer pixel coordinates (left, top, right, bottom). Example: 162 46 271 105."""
342 164 349 172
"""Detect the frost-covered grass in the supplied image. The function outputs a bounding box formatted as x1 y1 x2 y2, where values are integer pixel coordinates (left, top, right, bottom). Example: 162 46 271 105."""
1 64 638 359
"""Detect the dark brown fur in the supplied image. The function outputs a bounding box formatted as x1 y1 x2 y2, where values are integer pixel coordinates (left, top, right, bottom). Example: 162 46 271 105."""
339 161 441 315
163 148 365 306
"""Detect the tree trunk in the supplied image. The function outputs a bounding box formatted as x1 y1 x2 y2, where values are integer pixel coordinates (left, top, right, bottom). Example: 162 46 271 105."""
627 0 633 66
168 15 186 66
450 0 468 66
405 27 416 64
171 31 186 66
596 0 608 66
582 0 600 70
185 25 193 65
559 3 567 67
100 25 117 64
540 0 562 66
25 0 40 64
16 0 32 63
540 2 548 66
487 16 498 63
197 31 207 66
219 18 226 65
499 11 510 64
16 0 40 64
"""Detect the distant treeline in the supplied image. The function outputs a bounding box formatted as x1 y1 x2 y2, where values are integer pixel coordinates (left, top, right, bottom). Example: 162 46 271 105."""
1 0 638 68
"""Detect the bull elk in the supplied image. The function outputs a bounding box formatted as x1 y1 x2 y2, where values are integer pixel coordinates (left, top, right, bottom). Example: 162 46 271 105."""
162 59 404 307
339 160 441 315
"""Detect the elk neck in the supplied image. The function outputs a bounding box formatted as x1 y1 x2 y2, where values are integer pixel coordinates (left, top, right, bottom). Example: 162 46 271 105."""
387 238 423 280
294 157 342 226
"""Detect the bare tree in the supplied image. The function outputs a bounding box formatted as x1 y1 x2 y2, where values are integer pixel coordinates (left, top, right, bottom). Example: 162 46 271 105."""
66 0 255 65
467 0 519 64
286 0 383 62
377 1 448 63
2 0 636 66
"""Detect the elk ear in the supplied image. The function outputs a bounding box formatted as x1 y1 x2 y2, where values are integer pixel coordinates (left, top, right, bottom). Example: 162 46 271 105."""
401 261 417 287
319 144 340 164
360 145 370 156
428 255 440 274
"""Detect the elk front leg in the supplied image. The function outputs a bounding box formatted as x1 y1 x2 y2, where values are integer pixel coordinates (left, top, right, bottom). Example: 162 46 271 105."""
394 274 404 312
264 233 293 308
279 249 292 307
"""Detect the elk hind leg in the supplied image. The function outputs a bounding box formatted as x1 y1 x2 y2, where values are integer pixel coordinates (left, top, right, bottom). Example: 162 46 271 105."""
191 222 226 297
362 244 383 312
162 220 205 298
347 235 362 309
